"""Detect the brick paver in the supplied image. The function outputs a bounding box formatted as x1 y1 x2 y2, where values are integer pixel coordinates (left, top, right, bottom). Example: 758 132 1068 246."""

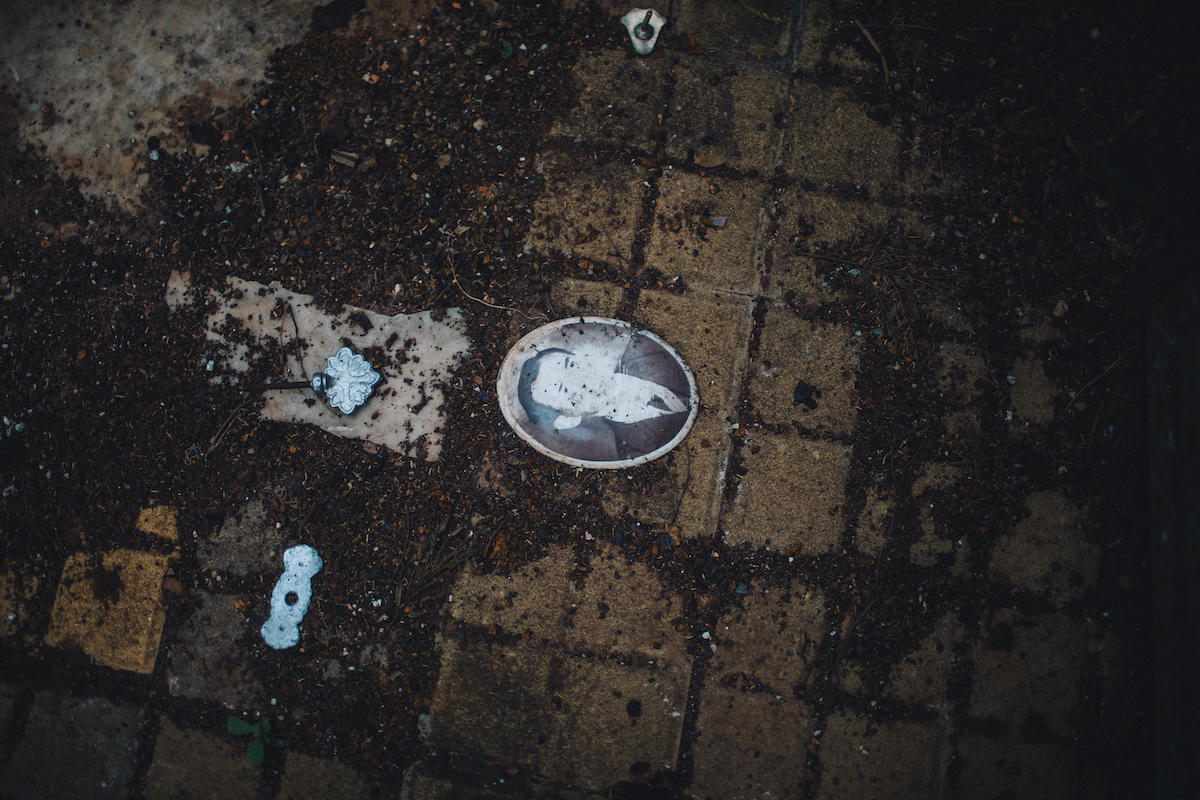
44 548 169 674
168 590 264 708
726 435 852 553
815 713 951 800
677 0 795 58
990 490 1099 600
968 609 1086 739
691 688 816 799
0 565 40 640
432 544 691 786
277 752 370 800
2 694 146 799
601 289 753 538
527 155 646 267
749 310 861 434
144 718 261 800
884 612 962 710
663 65 787 170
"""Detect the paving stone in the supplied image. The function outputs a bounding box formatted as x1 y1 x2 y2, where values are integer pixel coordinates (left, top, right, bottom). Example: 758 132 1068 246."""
44 548 169 674
794 0 853 74
990 490 1099 600
404 760 608 799
437 542 692 787
909 464 971 573
969 608 1085 738
909 532 971 574
645 171 765 293
550 278 623 319
787 83 902 193
776 189 929 254
749 308 861 434
450 545 572 642
884 612 962 709
601 289 752 538
144 717 260 800
564 544 688 656
168 590 264 708
767 192 932 304
690 686 815 800
548 50 671 150
764 252 830 304
708 579 828 692
526 155 644 270
1009 357 1057 427
852 491 894 557
199 491 285 578
676 0 796 59
450 543 686 659
278 752 370 800
933 342 987 439
1 693 146 799
726 435 851 554
832 659 868 696
910 464 964 508
1015 315 1061 347
955 736 1075 799
136 503 179 542
429 638 690 790
815 712 950 800
664 64 787 169
0 564 40 639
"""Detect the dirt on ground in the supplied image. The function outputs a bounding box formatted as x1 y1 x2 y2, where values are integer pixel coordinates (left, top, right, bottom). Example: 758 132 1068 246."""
0 0 1195 794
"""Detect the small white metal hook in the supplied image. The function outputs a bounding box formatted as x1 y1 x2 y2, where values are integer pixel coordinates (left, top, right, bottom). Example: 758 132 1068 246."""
621 9 666 55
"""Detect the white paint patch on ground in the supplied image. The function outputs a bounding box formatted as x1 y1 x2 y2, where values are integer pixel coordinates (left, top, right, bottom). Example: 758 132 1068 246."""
169 273 471 460
0 0 311 210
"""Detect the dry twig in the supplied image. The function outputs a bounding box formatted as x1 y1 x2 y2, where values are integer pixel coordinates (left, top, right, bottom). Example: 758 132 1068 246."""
855 18 890 88
446 252 539 319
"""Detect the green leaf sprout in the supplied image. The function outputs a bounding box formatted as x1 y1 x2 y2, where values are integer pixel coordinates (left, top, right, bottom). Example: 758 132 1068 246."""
227 716 284 765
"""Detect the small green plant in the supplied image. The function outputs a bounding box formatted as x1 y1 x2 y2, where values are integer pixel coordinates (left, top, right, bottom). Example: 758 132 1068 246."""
227 716 283 765
499 40 514 59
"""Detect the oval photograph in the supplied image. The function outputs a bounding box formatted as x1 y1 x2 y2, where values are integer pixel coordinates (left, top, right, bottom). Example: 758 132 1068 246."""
497 318 700 469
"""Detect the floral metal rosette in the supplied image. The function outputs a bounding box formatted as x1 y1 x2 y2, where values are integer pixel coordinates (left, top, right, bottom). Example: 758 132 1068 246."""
322 347 381 414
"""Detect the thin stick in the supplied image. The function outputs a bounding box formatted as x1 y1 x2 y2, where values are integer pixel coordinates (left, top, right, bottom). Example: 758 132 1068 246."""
1069 348 1132 406
802 251 872 268
447 255 537 319
829 597 878 693
206 401 250 456
855 18 889 87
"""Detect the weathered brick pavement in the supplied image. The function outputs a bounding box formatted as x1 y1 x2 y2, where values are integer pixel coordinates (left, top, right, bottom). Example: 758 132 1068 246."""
0 1 1152 798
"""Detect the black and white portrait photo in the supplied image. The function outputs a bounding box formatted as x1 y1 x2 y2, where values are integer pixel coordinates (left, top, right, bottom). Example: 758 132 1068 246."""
498 319 699 468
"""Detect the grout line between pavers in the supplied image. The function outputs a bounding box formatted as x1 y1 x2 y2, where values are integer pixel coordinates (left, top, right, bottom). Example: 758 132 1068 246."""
786 0 811 70
614 32 679 322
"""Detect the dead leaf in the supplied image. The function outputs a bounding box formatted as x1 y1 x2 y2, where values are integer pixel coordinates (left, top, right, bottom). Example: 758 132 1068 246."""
694 154 726 168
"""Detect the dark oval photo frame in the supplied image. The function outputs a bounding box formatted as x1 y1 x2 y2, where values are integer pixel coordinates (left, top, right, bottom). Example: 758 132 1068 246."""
497 318 700 469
